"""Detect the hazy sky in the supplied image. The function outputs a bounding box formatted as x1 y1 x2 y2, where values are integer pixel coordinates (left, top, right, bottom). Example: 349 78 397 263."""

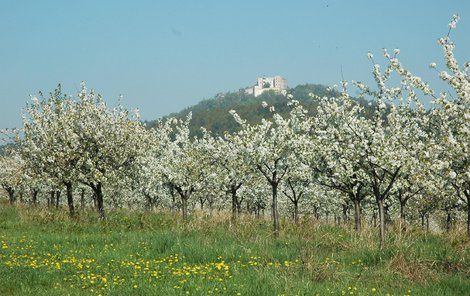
1 0 469 128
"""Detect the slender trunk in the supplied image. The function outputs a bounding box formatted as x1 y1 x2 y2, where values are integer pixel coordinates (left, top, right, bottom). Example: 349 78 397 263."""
199 197 204 211
272 182 280 238
55 190 61 209
353 199 361 231
19 192 24 203
426 213 430 232
313 206 319 220
31 189 38 206
168 184 177 212
293 200 299 225
421 213 425 228
80 188 85 211
6 188 15 205
377 198 386 249
92 183 105 219
342 204 348 223
174 187 191 220
48 191 54 208
145 194 153 211
181 195 188 220
399 200 406 231
65 182 75 217
231 188 237 224
236 200 242 214
446 210 452 232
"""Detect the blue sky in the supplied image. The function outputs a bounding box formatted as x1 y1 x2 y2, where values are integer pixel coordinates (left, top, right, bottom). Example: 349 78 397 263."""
1 0 469 128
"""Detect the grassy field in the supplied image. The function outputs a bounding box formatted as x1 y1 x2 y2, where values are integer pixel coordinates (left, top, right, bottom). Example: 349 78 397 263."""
0 204 469 296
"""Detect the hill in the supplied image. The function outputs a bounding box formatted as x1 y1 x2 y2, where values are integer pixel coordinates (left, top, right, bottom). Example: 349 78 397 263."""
146 84 372 137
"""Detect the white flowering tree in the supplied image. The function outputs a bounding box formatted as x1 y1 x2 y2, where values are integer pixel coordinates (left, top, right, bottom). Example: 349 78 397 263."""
279 156 313 224
0 153 23 204
329 47 434 247
230 100 310 237
157 113 209 220
72 84 150 219
431 18 469 236
389 15 469 236
213 129 257 223
20 86 82 216
19 83 150 218
304 87 370 231
132 128 166 211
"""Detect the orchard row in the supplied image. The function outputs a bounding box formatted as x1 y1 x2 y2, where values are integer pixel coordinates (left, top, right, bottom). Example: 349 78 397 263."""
0 16 468 247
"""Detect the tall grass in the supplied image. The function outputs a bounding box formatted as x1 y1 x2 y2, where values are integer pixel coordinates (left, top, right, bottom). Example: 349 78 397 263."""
0 204 468 295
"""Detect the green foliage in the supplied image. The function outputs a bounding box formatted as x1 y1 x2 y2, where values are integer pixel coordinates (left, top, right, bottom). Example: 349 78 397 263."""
146 84 373 138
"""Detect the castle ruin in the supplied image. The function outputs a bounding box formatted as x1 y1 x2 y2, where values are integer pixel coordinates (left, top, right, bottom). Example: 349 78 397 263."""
244 76 288 97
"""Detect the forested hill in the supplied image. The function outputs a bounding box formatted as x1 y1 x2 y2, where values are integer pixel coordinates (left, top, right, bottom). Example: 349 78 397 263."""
146 84 372 137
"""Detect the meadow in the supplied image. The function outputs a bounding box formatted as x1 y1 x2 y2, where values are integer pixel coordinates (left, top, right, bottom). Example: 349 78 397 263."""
0 204 468 296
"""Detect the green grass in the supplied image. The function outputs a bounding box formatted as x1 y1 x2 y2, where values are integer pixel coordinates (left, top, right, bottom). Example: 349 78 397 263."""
0 204 469 296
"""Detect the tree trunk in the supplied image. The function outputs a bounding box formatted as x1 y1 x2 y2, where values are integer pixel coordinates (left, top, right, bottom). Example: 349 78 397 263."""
271 182 280 238
426 213 430 232
231 188 237 224
31 189 38 206
171 191 176 212
48 191 54 207
342 204 348 224
446 210 452 232
145 194 153 211
236 200 242 214
181 195 188 220
377 198 386 249
6 188 15 205
92 183 105 219
199 197 204 210
399 200 406 231
80 188 85 211
55 190 61 209
208 198 214 216
313 206 319 220
171 195 176 212
293 200 299 225
353 199 361 231
65 182 75 217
